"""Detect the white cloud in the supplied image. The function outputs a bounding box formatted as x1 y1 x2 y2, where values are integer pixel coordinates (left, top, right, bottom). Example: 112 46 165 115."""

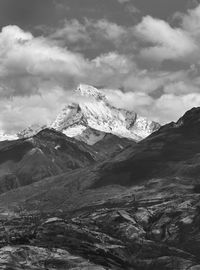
104 88 200 124
92 19 126 42
51 18 127 48
152 93 200 123
0 87 74 134
163 81 200 95
181 5 200 36
0 25 90 97
135 15 198 62
50 19 90 43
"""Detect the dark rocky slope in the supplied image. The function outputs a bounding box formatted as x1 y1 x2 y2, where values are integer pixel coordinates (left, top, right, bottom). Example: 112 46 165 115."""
0 128 99 193
1 108 200 269
96 107 200 187
0 127 132 194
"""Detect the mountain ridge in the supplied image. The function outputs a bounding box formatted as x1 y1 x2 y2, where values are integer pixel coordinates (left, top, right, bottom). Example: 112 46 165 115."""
0 84 160 144
51 84 160 144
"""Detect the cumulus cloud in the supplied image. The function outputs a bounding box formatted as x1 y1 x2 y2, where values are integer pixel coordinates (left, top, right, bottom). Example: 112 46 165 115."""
50 19 90 44
180 4 200 34
50 8 200 65
0 87 74 134
51 18 127 50
135 16 198 62
0 25 91 97
104 88 200 124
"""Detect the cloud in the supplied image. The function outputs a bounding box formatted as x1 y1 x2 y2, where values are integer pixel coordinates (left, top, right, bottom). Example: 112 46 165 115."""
179 4 200 38
50 19 90 43
51 18 127 50
152 93 200 123
135 15 198 62
0 87 74 134
50 9 199 65
104 88 200 124
117 0 130 4
0 25 90 97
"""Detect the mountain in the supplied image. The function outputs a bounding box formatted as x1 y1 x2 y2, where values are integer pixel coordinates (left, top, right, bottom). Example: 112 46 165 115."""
0 128 101 194
51 84 160 144
0 107 199 269
4 106 200 211
0 84 160 145
17 124 47 139
95 107 200 187
0 127 133 194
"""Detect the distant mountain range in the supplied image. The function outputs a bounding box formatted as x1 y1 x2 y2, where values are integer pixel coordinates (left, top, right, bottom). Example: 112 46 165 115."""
1 84 160 144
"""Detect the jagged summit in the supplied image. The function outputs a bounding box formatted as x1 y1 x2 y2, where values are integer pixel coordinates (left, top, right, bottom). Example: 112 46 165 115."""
51 84 160 144
76 84 107 102
0 84 160 143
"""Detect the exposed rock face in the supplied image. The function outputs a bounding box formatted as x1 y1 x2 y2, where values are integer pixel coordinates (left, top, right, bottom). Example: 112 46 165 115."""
51 84 160 144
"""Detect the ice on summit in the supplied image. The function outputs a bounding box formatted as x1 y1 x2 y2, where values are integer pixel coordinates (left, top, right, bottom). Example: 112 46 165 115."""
51 84 160 145
0 84 160 144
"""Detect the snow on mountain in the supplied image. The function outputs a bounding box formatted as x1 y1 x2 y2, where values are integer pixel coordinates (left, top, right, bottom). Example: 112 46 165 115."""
51 84 160 144
17 124 47 139
0 84 160 144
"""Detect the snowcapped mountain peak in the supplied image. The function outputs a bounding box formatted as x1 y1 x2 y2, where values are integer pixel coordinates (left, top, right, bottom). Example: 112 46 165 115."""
0 84 160 144
76 84 107 102
51 84 160 144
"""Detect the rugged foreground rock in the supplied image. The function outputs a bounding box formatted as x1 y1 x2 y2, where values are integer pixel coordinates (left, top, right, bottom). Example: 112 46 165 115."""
0 177 199 269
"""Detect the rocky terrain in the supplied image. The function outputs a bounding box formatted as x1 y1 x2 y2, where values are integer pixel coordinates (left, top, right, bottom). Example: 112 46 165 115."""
0 107 200 269
0 176 199 270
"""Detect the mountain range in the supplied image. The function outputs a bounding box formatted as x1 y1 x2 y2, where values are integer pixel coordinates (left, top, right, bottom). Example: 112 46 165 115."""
1 84 160 145
0 86 200 269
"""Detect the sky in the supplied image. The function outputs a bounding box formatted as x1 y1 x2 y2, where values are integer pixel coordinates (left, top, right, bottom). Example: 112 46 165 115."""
1 0 200 133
